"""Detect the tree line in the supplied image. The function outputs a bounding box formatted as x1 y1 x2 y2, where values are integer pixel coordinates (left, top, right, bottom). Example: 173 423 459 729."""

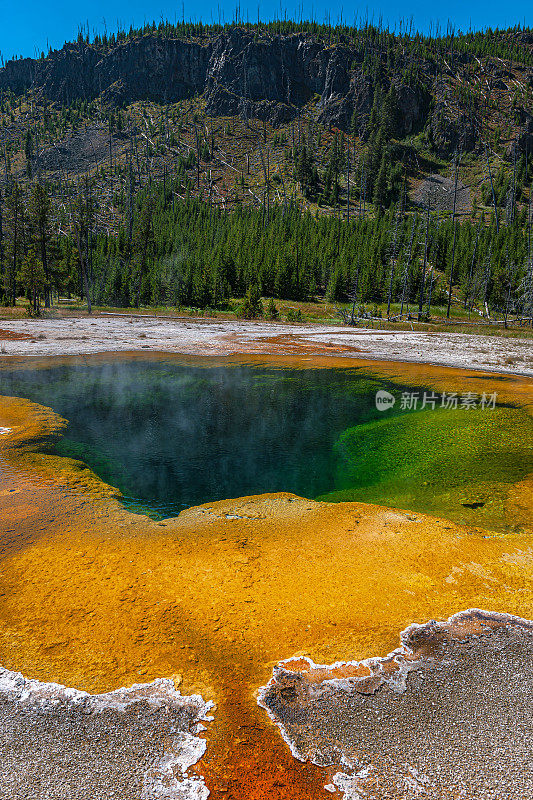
1 178 532 322
37 19 532 71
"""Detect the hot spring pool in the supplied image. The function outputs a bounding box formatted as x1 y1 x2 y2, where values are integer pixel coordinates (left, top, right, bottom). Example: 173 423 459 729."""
1 358 531 529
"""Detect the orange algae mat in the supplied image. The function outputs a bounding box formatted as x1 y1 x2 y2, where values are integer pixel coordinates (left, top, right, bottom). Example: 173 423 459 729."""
0 355 532 799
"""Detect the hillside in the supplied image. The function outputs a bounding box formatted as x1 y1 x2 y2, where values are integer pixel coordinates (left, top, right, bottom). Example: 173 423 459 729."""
0 22 532 321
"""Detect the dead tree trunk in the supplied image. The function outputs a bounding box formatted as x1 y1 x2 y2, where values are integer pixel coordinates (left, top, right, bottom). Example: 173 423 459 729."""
346 135 350 224
481 244 492 318
11 190 18 307
0 190 4 301
68 188 91 314
387 204 401 319
418 194 431 320
400 213 417 316
194 123 200 190
465 220 481 309
446 151 460 318
427 269 435 316
349 262 360 324
484 143 499 233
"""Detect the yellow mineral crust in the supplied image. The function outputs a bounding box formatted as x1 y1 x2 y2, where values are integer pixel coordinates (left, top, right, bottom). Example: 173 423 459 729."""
0 355 532 800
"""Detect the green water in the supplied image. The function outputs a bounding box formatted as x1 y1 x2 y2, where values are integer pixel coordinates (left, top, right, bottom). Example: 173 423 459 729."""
0 359 531 529
319 406 532 528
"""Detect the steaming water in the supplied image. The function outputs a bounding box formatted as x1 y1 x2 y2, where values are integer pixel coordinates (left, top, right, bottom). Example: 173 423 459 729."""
1 359 531 526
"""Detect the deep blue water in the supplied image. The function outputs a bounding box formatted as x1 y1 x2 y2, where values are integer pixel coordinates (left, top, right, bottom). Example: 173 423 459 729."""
0 359 399 517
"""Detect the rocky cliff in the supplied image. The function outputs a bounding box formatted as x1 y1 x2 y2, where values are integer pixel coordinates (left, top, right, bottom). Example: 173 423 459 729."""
0 30 429 137
1 27 531 156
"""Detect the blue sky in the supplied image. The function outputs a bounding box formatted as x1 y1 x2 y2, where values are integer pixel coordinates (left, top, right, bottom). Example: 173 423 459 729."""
0 0 531 61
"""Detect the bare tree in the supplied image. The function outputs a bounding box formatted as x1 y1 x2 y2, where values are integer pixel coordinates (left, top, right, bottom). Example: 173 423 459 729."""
5 182 24 306
29 182 52 307
400 213 417 317
418 192 431 321
484 142 499 233
426 269 435 316
519 189 533 325
446 150 461 318
386 203 402 319
481 243 493 318
503 254 518 329
464 218 481 309
346 134 350 223
0 189 4 302
68 184 92 314
133 189 155 308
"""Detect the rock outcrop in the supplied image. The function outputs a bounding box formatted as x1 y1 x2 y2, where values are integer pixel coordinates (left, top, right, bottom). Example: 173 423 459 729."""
0 30 429 137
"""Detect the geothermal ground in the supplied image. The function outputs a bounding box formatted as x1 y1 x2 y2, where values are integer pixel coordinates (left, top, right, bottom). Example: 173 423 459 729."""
0 335 532 799
0 314 532 375
260 610 533 800
0 669 212 800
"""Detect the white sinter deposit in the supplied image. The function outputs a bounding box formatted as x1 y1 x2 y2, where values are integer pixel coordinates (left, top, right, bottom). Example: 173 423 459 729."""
0 315 531 375
0 666 213 800
259 609 533 800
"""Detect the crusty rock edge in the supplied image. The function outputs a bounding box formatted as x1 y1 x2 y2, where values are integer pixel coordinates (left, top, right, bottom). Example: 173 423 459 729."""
257 608 533 764
0 666 214 800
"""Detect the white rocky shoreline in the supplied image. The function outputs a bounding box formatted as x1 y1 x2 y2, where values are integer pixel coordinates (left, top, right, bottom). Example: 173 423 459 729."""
0 667 213 800
258 609 533 800
0 315 532 375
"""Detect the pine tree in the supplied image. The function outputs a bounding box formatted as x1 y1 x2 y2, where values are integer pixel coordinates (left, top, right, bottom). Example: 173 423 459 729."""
380 84 399 139
4 182 24 306
266 297 279 319
28 183 52 307
20 246 45 315
242 285 263 318
373 155 389 210
295 146 319 199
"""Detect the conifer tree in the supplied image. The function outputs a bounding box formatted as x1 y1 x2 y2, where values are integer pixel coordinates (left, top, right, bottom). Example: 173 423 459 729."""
4 182 24 306
20 246 45 315
28 183 52 306
132 190 155 307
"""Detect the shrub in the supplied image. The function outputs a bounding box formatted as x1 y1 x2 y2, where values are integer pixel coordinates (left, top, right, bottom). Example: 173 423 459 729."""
286 307 304 322
266 298 279 320
242 286 264 319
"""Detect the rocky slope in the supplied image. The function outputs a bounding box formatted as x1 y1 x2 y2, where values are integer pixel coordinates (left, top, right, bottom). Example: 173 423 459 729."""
2 27 531 153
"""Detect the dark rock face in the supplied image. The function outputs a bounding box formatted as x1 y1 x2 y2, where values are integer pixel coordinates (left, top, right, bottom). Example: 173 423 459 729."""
203 33 319 123
97 38 210 104
0 31 430 136
396 84 427 136
0 56 35 94
314 46 353 128
342 70 373 135
429 83 479 154
0 39 210 105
